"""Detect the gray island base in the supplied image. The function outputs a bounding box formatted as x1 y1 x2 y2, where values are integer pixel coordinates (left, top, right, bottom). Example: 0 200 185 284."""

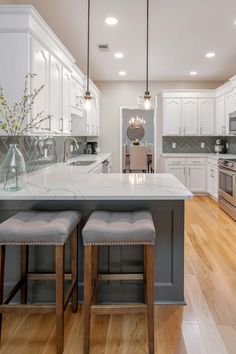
0 170 192 304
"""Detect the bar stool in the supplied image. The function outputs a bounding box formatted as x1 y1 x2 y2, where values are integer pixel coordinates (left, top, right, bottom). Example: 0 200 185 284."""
82 210 156 354
0 210 81 354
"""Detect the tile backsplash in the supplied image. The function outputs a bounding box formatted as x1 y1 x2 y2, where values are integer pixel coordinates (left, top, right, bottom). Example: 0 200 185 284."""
0 136 87 173
163 136 236 154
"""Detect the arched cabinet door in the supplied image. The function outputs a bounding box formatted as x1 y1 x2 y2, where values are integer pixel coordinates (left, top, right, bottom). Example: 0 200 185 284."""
50 54 62 132
62 67 72 134
198 98 215 135
163 98 182 135
30 37 50 133
182 99 198 135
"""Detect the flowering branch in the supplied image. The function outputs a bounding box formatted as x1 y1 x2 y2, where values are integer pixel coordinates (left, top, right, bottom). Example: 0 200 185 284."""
0 73 51 136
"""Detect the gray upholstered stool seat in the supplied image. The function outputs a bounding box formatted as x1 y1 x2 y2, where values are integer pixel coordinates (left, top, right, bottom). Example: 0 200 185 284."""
0 210 81 245
82 210 155 245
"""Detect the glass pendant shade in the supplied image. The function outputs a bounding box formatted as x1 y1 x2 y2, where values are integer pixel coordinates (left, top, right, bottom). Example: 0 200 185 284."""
81 91 96 111
137 92 153 110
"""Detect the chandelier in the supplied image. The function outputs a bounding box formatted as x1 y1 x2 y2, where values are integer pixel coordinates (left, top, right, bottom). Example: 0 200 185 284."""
129 115 146 127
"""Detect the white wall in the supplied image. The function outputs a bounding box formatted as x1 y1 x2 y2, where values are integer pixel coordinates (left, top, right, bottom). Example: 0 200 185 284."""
96 80 223 172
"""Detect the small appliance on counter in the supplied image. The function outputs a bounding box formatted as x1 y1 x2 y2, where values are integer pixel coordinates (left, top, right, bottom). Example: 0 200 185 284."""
85 142 97 154
214 139 227 154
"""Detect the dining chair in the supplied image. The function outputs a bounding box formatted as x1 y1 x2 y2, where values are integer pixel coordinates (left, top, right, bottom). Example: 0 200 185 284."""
130 145 147 172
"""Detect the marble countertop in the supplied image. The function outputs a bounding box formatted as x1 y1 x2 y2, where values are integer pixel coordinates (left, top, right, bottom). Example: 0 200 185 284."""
161 153 236 160
0 164 192 200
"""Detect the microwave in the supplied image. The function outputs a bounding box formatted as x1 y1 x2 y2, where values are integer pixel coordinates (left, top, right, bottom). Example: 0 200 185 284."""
229 112 236 134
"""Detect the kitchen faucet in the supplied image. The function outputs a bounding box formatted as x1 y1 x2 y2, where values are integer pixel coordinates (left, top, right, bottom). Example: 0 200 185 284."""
63 137 80 163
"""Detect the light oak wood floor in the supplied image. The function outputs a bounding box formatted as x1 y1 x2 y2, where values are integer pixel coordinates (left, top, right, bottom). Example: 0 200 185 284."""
0 196 236 354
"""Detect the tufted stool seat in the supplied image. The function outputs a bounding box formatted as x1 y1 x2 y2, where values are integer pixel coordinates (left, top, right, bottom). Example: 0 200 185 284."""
82 210 155 245
82 210 156 354
0 210 81 354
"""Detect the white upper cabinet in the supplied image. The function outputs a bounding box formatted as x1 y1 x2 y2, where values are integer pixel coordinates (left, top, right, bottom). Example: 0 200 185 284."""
163 98 182 135
198 98 215 135
215 95 226 135
49 54 62 132
62 67 72 134
71 76 84 115
231 89 236 113
0 6 101 137
30 37 50 133
182 99 198 135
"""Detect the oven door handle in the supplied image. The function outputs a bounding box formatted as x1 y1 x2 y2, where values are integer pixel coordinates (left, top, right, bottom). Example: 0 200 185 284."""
219 168 236 177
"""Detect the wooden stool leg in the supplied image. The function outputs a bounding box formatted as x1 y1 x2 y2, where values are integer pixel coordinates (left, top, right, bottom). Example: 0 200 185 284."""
0 246 5 344
20 245 29 304
145 245 154 354
71 228 78 313
56 245 65 354
83 246 92 354
92 245 99 304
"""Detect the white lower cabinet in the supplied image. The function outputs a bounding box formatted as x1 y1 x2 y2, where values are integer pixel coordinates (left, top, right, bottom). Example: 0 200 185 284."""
207 159 219 199
186 165 206 192
164 157 207 193
166 166 186 185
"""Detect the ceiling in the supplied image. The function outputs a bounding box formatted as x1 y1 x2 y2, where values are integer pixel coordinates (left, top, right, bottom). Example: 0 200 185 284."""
2 0 236 82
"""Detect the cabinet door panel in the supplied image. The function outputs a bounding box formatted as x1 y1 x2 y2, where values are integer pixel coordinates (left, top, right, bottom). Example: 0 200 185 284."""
166 166 186 185
163 99 181 135
187 166 206 192
62 67 71 134
215 96 225 135
182 99 198 135
30 38 50 133
199 99 214 135
50 55 61 132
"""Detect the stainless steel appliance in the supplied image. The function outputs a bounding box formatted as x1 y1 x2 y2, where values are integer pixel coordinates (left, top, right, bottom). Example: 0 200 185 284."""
218 158 236 220
214 138 227 154
229 111 236 134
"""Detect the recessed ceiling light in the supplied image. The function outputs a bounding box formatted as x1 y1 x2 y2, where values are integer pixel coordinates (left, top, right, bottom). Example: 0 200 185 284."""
119 71 126 76
114 52 124 59
205 52 216 58
105 17 118 25
234 20 236 25
190 71 198 76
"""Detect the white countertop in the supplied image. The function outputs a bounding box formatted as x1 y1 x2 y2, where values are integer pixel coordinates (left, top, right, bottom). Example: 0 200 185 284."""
161 153 236 160
0 163 192 201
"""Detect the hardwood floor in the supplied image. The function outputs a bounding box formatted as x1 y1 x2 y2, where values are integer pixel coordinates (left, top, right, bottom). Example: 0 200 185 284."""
0 197 236 353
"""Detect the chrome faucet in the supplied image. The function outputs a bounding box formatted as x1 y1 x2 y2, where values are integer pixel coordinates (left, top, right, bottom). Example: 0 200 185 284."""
63 137 80 163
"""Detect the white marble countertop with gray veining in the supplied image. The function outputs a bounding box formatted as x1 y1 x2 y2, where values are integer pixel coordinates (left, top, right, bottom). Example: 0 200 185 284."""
161 153 236 160
0 157 193 201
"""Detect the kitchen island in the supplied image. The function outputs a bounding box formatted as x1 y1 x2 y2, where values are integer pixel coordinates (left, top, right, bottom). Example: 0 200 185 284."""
0 164 192 304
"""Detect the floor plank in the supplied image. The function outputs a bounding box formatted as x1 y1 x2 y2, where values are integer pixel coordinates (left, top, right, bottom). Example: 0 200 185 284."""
0 196 235 353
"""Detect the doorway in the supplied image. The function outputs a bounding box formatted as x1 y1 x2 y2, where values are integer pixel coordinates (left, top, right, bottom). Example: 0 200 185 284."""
120 107 156 173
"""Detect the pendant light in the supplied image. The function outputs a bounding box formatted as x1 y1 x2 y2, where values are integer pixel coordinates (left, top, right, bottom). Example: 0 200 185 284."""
82 0 96 111
138 0 152 110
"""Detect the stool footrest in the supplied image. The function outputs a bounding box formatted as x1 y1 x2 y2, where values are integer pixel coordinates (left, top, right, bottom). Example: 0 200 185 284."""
0 304 56 314
27 273 72 281
98 273 144 281
91 303 147 315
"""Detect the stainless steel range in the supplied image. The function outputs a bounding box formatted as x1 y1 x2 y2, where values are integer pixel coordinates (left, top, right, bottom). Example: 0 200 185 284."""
218 158 236 220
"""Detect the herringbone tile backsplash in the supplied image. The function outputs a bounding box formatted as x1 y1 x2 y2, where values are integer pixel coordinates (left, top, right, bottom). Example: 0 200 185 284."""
163 136 236 154
0 136 86 173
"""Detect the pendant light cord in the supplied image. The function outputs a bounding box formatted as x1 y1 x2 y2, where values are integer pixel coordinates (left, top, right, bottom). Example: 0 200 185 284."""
146 0 149 94
86 0 90 94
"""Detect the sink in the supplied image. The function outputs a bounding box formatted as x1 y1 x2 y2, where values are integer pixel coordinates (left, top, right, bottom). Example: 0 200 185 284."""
68 160 95 166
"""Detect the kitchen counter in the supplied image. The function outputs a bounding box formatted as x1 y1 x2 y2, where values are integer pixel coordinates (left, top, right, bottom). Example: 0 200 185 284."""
0 167 192 200
0 159 192 305
161 153 236 160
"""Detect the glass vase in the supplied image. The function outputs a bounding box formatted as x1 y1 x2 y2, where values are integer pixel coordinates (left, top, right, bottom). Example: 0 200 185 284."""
0 144 27 191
